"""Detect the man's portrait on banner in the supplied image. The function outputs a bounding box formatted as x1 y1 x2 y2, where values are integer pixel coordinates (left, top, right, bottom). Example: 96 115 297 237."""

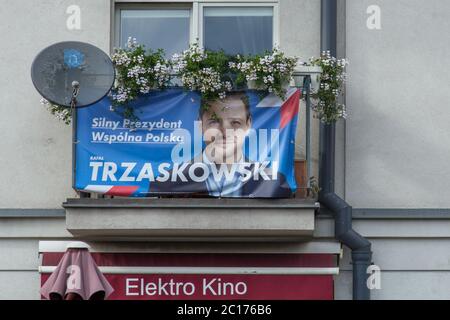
149 91 291 198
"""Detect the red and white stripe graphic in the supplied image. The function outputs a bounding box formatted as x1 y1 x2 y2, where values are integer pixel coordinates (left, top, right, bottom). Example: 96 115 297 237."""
84 185 139 196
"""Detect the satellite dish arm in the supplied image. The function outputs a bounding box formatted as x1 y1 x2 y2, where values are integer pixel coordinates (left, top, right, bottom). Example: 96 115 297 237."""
71 81 80 109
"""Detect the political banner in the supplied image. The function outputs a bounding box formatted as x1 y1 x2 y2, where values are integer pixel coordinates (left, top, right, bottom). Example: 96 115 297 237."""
75 88 300 198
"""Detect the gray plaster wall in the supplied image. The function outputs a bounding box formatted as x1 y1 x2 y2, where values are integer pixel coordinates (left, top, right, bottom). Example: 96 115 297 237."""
0 0 111 209
336 237 450 300
314 215 450 300
345 0 450 208
0 218 71 299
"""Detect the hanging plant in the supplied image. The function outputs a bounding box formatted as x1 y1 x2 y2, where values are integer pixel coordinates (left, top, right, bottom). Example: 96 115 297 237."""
111 37 172 118
310 51 348 124
229 48 298 100
171 43 233 107
40 98 72 125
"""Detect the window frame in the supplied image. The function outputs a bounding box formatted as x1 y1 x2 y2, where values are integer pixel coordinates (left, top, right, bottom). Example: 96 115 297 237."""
198 2 279 50
113 2 194 52
112 1 279 53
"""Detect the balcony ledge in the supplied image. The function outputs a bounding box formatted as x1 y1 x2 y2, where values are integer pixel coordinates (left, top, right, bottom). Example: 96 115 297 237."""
64 198 319 242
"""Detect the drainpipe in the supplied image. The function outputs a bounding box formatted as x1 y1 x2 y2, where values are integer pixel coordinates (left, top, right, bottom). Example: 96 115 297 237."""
319 0 373 300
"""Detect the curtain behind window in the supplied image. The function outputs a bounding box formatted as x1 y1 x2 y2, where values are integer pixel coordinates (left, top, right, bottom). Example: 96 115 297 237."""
120 10 190 58
203 7 273 56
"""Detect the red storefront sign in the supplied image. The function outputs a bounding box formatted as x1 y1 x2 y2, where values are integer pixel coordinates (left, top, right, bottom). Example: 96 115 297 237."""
41 253 336 300
105 274 333 300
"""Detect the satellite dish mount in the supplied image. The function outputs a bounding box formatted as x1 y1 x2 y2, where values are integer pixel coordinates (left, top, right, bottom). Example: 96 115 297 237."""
71 81 80 109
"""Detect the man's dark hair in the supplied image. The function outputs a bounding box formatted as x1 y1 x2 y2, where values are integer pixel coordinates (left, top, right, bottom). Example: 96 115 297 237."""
199 91 252 123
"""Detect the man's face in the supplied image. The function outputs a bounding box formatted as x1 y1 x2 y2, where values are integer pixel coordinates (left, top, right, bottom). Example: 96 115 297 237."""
201 95 252 164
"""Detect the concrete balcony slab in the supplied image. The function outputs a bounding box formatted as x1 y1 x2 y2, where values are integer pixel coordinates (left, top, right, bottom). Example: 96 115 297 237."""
64 198 319 242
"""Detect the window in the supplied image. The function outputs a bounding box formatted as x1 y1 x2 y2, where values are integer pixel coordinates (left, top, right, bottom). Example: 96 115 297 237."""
203 7 274 55
115 2 279 57
117 7 191 57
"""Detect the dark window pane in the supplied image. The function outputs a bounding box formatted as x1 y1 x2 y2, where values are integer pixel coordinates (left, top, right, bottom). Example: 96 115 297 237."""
120 10 190 57
204 7 273 55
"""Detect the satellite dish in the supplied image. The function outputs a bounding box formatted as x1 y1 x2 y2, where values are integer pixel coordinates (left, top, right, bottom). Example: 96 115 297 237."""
31 41 115 108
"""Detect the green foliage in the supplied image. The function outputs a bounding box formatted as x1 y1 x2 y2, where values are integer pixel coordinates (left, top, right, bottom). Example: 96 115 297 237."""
230 48 298 100
111 38 171 107
310 51 348 124
40 99 71 125
172 43 233 109
43 39 348 126
308 176 321 199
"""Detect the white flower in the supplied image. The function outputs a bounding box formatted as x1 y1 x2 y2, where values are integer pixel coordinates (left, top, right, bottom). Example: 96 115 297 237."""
112 86 131 103
132 54 144 64
112 51 131 66
127 66 146 78
126 37 138 49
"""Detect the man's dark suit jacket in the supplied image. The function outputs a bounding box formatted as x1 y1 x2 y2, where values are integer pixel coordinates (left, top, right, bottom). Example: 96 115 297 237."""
148 162 293 198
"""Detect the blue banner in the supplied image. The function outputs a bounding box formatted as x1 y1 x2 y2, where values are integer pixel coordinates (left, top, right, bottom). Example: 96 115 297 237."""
75 88 300 198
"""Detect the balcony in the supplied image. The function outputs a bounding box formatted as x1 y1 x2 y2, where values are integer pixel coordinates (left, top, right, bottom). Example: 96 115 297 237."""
64 67 321 242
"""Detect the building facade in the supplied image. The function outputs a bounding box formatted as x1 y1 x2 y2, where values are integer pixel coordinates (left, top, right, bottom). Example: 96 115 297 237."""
1 0 450 300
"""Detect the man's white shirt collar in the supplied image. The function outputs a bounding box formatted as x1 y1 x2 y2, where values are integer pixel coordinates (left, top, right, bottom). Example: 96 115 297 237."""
202 150 244 197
